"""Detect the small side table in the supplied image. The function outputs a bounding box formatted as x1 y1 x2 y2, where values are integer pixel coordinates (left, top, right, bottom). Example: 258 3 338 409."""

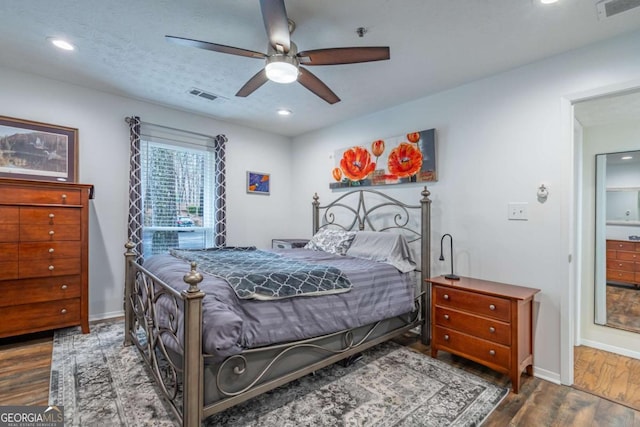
271 238 310 249
428 275 540 393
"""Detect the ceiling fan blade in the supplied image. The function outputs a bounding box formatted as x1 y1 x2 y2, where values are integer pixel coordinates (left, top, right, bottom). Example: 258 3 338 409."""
298 67 340 105
235 69 269 97
298 47 390 65
165 35 266 59
259 0 291 53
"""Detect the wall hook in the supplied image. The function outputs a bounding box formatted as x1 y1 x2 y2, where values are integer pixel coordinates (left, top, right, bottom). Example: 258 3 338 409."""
537 184 549 203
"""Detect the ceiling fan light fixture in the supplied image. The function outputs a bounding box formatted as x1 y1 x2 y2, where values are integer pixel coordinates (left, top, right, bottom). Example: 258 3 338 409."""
47 37 75 51
265 55 299 84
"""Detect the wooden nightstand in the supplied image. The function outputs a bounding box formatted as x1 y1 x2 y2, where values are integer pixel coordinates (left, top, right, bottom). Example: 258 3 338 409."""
427 275 540 393
271 239 310 249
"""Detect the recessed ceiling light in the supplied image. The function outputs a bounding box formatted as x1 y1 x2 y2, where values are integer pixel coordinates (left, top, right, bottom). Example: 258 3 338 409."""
540 0 558 4
621 155 633 160
277 109 292 116
48 37 75 51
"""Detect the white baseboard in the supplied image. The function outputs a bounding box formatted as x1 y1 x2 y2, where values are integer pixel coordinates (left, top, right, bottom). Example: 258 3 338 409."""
89 310 124 322
580 339 640 360
533 367 561 385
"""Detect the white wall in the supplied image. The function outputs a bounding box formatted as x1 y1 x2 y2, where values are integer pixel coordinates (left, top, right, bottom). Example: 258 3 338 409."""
0 66 292 319
581 120 640 357
290 30 640 382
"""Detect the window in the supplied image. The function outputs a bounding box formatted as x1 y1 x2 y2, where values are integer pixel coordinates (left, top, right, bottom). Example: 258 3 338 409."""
140 129 216 258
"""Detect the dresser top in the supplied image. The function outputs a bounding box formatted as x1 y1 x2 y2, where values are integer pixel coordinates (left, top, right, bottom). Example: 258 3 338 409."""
427 275 540 300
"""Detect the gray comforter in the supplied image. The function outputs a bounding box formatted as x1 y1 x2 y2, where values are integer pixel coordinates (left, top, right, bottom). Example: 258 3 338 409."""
144 249 416 361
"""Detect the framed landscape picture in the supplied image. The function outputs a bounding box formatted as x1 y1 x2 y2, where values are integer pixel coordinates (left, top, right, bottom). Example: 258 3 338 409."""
0 116 78 182
246 171 270 195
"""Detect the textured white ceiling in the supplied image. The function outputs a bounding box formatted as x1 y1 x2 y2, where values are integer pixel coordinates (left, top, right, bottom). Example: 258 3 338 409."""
1 0 640 136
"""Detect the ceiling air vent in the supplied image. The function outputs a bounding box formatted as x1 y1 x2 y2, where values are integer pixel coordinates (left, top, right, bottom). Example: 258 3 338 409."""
188 88 219 101
596 0 640 19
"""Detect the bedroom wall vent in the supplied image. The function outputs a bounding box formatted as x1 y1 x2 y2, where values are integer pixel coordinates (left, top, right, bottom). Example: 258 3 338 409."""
188 88 222 101
596 0 640 19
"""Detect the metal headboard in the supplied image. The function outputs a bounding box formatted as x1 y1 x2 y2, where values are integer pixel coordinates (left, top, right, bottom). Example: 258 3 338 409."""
312 187 432 344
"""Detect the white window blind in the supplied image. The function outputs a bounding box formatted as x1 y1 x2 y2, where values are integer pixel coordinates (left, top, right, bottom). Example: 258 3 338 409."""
140 124 215 258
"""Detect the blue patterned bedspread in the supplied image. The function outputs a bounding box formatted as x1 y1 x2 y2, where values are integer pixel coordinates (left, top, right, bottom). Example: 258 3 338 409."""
169 247 352 300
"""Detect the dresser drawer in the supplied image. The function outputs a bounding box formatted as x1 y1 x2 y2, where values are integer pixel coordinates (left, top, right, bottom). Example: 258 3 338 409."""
0 224 19 242
19 257 81 278
607 240 636 252
0 243 17 261
434 306 511 346
607 259 636 272
0 261 18 280
0 186 81 205
606 250 617 260
617 251 640 262
0 275 81 307
0 298 81 338
434 285 511 322
434 326 510 370
19 241 81 259
19 224 80 241
0 206 19 224
19 207 81 225
607 269 635 282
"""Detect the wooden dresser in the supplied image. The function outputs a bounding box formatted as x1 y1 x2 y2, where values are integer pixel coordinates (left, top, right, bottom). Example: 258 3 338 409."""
428 275 540 393
0 178 94 338
606 239 640 287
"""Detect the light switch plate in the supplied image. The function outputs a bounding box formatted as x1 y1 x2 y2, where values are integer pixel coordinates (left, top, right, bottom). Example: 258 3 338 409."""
508 202 528 220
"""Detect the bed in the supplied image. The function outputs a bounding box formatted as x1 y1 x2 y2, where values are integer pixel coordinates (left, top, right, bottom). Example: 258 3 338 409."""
123 187 432 427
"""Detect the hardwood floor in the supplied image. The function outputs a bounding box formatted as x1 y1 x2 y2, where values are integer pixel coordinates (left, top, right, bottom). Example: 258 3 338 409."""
574 345 640 411
0 331 53 406
1 331 639 426
606 284 640 332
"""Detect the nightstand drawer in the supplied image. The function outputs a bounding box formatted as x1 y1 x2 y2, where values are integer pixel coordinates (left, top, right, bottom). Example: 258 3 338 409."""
434 326 510 370
434 285 511 322
272 239 309 249
434 306 511 346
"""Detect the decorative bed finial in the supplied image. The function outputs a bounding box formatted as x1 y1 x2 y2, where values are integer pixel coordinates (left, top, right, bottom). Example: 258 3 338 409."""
184 262 204 293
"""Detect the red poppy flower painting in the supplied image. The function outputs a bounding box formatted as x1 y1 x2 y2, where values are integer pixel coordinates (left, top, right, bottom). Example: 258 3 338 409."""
329 128 436 189
339 146 376 181
387 143 423 178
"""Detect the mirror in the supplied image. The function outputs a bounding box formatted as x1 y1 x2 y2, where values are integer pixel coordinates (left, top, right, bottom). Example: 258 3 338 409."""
594 150 640 332
606 188 640 224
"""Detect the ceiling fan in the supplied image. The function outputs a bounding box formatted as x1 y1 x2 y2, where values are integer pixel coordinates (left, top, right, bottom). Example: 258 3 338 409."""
165 0 390 105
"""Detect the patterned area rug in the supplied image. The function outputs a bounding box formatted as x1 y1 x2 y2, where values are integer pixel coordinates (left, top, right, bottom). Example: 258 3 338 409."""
49 320 508 426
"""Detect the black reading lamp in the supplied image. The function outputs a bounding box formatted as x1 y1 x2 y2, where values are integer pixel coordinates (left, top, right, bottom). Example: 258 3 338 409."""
439 233 460 280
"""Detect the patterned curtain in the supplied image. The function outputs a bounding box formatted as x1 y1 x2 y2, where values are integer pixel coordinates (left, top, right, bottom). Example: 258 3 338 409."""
126 116 144 263
213 134 227 247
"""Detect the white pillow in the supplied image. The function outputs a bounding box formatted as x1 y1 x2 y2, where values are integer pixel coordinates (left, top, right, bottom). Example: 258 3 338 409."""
304 228 356 255
346 231 417 273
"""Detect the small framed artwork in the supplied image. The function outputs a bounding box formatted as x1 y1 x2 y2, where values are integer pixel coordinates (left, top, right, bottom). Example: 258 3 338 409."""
247 171 270 195
0 116 78 182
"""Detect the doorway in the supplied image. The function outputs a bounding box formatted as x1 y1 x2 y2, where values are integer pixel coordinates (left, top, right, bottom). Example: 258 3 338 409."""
571 87 640 408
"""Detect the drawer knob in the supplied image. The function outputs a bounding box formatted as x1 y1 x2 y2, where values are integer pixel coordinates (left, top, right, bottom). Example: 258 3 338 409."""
61 194 67 200
60 308 67 314
49 265 55 271
444 334 450 341
443 294 450 300
619 263 623 267
489 326 496 333
49 248 55 253
489 350 496 356
619 244 623 248
49 213 55 219
489 304 496 311
443 314 450 320
61 284 68 290
49 230 55 236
